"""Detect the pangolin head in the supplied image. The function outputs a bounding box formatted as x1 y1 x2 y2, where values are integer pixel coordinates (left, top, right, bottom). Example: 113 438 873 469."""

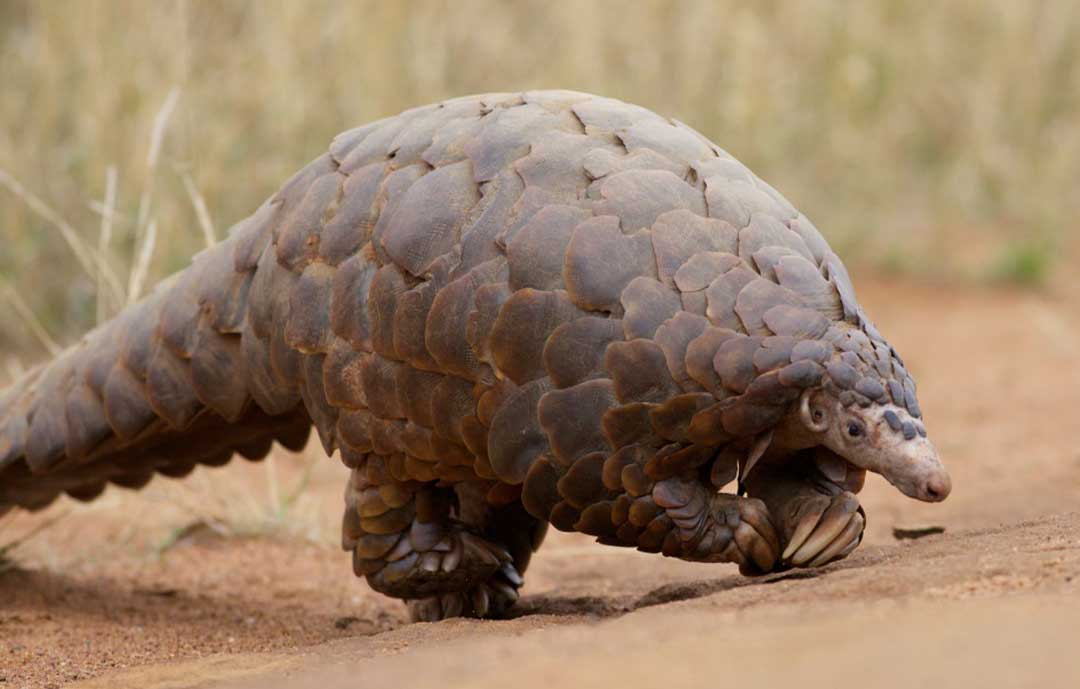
792 324 951 503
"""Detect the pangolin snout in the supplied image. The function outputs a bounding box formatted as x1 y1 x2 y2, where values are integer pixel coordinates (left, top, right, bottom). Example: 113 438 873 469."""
891 441 951 502
917 468 951 502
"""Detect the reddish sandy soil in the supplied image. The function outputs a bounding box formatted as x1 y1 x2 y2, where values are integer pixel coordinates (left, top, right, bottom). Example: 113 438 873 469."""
2 274 1079 689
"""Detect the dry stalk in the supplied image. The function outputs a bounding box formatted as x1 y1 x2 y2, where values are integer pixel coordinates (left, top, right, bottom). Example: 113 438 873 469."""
179 167 218 248
96 165 119 323
0 167 124 304
127 219 158 304
0 276 62 357
133 86 181 239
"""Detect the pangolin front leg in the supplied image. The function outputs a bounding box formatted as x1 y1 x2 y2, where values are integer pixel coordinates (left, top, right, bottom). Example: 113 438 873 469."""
521 443 781 574
342 461 539 621
745 450 867 569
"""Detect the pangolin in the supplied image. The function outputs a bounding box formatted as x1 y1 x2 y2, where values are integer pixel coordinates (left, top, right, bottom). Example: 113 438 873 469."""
0 91 950 621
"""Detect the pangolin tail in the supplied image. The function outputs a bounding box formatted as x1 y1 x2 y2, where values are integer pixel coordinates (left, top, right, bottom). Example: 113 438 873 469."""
0 180 328 511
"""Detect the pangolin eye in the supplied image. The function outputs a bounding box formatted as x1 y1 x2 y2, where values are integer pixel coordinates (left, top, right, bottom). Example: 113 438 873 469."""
847 422 864 438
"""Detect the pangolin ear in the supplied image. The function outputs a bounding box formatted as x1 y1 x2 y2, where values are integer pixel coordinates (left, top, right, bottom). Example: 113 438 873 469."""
800 388 830 433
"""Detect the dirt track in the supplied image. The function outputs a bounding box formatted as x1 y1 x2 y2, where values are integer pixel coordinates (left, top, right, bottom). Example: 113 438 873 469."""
2 275 1079 688
89 514 1080 689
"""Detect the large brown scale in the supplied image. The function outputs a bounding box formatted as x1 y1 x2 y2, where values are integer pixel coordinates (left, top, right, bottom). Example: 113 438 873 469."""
0 91 944 621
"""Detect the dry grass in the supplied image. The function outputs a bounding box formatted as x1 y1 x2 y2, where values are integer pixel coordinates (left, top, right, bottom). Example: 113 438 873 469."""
0 509 66 573
144 448 340 553
0 0 1075 356
0 0 1077 358
1 443 345 572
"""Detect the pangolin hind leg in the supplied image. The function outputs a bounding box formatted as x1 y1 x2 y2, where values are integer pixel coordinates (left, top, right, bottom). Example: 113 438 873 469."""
744 450 866 569
645 477 782 575
342 459 536 621
405 483 547 622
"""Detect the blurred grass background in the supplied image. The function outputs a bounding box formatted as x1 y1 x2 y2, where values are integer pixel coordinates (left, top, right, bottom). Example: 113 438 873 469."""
1 0 1078 364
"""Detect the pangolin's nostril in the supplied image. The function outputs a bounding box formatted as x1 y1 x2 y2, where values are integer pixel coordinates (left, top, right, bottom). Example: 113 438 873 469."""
924 473 952 501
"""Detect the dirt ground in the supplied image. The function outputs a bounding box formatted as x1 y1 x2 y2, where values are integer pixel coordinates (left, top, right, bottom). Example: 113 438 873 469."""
1 274 1079 689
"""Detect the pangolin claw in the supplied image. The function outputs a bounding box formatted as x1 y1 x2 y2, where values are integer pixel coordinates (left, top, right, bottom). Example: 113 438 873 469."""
805 511 864 568
786 491 863 567
781 508 821 561
403 545 525 622
734 521 778 573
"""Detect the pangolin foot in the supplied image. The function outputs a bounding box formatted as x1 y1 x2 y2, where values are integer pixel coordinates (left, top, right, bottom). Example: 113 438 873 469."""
780 490 865 568
362 522 514 622
714 494 782 576
405 560 524 622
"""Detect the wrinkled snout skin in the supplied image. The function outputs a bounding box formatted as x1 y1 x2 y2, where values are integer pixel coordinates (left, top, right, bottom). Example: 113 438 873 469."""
821 403 951 503
875 434 951 502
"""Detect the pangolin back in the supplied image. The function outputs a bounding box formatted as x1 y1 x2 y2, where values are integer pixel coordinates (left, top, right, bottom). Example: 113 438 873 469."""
0 90 919 517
